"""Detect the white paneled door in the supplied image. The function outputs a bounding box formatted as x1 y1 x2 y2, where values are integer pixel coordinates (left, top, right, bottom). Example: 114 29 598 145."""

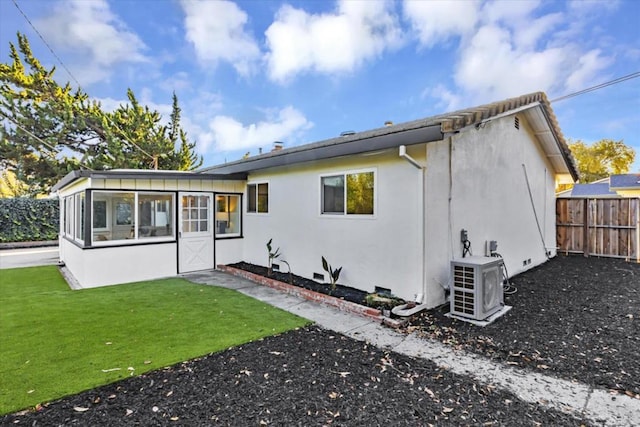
178 192 214 273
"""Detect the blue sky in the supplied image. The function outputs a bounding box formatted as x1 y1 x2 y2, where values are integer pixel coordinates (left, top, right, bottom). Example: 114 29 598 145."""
1 0 639 172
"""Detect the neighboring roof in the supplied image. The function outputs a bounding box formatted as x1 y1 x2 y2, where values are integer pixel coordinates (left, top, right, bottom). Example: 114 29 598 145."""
52 169 247 192
200 92 579 180
570 183 618 197
610 173 640 190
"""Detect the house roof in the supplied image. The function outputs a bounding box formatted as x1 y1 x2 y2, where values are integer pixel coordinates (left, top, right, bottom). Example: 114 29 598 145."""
52 169 247 192
610 173 640 190
570 183 618 197
200 92 579 180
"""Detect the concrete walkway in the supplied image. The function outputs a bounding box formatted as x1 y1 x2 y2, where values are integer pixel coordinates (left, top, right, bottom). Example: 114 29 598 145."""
184 270 640 427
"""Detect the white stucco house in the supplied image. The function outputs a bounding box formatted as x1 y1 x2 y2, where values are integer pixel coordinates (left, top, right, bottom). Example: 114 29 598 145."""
53 92 578 309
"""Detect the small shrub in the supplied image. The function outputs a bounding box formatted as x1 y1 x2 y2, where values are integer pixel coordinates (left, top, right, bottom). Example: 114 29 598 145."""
266 238 281 277
321 256 342 292
364 293 405 311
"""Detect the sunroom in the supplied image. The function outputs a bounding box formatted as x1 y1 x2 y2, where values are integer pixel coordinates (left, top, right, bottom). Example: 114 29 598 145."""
52 169 247 288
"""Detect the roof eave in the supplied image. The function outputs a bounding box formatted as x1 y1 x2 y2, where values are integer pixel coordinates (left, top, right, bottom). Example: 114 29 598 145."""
203 124 443 175
52 170 247 192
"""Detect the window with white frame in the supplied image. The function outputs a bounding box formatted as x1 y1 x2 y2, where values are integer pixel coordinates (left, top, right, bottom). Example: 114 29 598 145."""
247 182 268 213
64 196 73 237
215 194 241 237
180 194 209 233
75 192 85 242
91 191 174 244
321 170 375 215
62 192 85 243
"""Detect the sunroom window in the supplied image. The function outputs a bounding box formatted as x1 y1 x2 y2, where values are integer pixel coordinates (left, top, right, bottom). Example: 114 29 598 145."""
91 191 174 244
215 194 241 237
321 171 375 215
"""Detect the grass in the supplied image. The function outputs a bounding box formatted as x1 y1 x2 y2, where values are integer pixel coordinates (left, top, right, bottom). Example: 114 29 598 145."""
0 266 310 415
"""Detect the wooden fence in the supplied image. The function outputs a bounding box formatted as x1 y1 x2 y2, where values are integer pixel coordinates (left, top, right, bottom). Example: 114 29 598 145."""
556 197 639 261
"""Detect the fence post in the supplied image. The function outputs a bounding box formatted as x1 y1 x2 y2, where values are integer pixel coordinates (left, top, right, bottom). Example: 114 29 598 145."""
583 198 589 257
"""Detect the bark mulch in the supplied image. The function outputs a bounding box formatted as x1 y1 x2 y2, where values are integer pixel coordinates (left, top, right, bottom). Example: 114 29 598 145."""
2 326 590 426
229 261 372 306
404 255 640 398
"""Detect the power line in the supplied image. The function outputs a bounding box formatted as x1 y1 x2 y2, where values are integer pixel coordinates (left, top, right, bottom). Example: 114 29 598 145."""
0 110 94 170
11 0 160 169
11 0 81 88
551 71 640 103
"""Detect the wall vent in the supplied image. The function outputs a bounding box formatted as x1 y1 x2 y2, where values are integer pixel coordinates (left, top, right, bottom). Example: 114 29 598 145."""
514 116 520 130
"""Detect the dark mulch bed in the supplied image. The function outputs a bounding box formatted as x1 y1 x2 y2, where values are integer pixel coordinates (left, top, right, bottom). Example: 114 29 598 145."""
229 261 371 306
2 326 590 426
405 255 640 397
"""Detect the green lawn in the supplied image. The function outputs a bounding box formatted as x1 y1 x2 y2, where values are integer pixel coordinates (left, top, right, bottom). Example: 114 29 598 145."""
0 266 309 415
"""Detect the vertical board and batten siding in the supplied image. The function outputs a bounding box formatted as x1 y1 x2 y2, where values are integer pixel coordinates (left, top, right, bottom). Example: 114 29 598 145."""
556 197 639 261
91 178 244 193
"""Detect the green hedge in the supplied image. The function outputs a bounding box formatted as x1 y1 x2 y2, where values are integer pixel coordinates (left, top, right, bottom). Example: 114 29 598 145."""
0 198 59 243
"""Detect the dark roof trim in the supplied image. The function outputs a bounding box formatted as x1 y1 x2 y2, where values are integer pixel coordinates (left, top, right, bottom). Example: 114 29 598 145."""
200 91 578 180
201 124 443 175
52 169 247 192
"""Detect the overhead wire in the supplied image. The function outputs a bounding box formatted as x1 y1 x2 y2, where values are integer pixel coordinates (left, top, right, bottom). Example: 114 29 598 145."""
550 71 640 103
0 110 94 170
10 0 160 168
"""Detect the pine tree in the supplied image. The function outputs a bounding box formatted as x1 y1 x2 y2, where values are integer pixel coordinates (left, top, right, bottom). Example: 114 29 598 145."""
0 33 203 195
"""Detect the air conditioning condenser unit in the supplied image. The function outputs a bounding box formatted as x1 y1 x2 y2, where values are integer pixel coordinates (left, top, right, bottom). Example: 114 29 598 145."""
450 256 504 321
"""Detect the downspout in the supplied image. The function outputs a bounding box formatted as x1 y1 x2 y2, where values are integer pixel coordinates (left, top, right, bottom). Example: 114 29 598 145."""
393 146 429 316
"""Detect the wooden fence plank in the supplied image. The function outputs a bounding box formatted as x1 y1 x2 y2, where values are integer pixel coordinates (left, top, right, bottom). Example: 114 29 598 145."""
557 197 639 261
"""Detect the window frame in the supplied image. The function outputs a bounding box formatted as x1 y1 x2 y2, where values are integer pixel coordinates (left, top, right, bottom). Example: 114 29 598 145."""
74 192 85 243
246 181 269 214
215 193 243 238
90 190 175 246
320 168 376 217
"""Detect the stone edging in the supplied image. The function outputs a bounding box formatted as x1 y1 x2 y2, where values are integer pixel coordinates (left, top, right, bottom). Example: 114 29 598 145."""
218 265 407 329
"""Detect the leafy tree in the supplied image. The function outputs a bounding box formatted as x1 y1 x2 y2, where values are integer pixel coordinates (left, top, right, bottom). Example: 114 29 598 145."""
0 169 29 198
0 33 202 196
568 139 635 183
346 172 374 214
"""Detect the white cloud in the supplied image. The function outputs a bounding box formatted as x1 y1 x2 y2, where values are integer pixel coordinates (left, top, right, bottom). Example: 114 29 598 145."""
481 0 541 24
565 49 612 92
568 0 620 16
453 25 567 100
512 12 563 49
265 0 402 82
208 107 312 152
425 84 462 112
180 0 260 75
423 1 615 108
403 0 479 47
35 0 147 85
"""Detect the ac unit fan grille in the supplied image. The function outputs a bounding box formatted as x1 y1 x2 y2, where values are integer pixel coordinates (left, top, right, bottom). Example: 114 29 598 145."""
453 265 475 289
453 265 476 315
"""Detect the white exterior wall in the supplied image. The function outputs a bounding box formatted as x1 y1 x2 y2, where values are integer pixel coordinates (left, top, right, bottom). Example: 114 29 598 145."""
215 238 244 266
241 147 425 302
57 176 245 288
60 238 177 288
425 114 558 307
